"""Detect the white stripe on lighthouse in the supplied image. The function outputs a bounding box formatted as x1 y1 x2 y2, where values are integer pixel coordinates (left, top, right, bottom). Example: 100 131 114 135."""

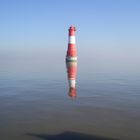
66 56 77 61
69 36 76 44
69 79 76 88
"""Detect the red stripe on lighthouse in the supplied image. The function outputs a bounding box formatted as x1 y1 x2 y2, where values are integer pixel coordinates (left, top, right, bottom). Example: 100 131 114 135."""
67 44 77 57
69 26 76 36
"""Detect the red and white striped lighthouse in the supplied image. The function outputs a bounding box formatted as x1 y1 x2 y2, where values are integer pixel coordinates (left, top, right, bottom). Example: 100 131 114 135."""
66 26 77 97
66 26 77 62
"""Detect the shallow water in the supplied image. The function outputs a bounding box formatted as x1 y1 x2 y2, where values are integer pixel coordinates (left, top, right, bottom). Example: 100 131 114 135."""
0 52 140 140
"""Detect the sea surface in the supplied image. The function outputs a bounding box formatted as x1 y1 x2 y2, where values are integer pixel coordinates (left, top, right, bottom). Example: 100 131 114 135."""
0 50 140 140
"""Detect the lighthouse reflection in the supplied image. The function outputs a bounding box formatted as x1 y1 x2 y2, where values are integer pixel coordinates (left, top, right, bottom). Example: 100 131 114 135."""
66 61 77 98
68 87 77 98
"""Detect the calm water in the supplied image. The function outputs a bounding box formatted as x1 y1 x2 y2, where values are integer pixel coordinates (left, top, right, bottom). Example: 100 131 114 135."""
0 51 140 140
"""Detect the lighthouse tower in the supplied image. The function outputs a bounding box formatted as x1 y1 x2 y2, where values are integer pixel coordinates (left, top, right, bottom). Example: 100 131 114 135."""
66 26 77 97
66 26 77 62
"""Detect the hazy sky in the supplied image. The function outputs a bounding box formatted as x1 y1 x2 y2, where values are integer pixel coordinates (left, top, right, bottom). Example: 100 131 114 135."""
0 0 140 75
0 0 140 47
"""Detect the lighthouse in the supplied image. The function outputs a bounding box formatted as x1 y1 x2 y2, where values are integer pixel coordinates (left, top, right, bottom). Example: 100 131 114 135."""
66 26 77 97
66 26 77 62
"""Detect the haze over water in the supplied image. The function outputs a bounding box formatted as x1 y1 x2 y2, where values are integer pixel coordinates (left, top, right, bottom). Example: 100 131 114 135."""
0 47 140 140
